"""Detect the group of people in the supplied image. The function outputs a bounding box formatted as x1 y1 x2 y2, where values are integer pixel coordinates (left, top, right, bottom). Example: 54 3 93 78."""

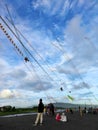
33 99 67 126
55 112 67 122
44 103 55 116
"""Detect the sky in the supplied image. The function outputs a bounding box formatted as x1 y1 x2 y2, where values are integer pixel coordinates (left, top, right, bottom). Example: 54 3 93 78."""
0 0 98 108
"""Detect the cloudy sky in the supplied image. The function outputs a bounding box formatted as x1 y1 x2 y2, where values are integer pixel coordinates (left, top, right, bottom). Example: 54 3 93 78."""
0 0 98 107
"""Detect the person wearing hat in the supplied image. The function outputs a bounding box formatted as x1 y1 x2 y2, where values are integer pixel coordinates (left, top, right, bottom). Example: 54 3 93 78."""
33 99 44 126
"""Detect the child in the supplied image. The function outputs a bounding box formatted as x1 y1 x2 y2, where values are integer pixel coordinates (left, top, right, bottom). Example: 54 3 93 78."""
55 113 61 121
60 113 67 122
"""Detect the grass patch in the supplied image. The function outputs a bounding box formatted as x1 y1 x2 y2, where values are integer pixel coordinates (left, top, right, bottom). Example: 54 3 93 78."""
0 107 37 116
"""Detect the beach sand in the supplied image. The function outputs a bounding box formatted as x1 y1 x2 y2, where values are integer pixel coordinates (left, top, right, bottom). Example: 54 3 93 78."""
0 112 98 130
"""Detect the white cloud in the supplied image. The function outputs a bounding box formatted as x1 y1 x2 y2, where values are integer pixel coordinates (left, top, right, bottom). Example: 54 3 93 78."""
50 1 63 15
31 0 69 16
78 0 85 5
60 0 70 16
32 0 51 10
65 15 84 41
0 89 19 98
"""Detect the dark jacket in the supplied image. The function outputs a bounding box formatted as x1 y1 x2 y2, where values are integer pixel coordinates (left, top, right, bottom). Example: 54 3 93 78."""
38 102 44 113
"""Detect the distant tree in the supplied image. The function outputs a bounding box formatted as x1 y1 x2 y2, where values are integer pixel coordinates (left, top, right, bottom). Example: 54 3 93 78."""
12 107 16 111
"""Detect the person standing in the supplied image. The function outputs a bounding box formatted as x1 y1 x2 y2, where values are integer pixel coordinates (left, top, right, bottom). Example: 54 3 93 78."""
50 103 55 116
33 99 44 126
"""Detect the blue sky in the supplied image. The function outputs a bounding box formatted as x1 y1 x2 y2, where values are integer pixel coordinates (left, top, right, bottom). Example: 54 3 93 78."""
0 0 98 107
